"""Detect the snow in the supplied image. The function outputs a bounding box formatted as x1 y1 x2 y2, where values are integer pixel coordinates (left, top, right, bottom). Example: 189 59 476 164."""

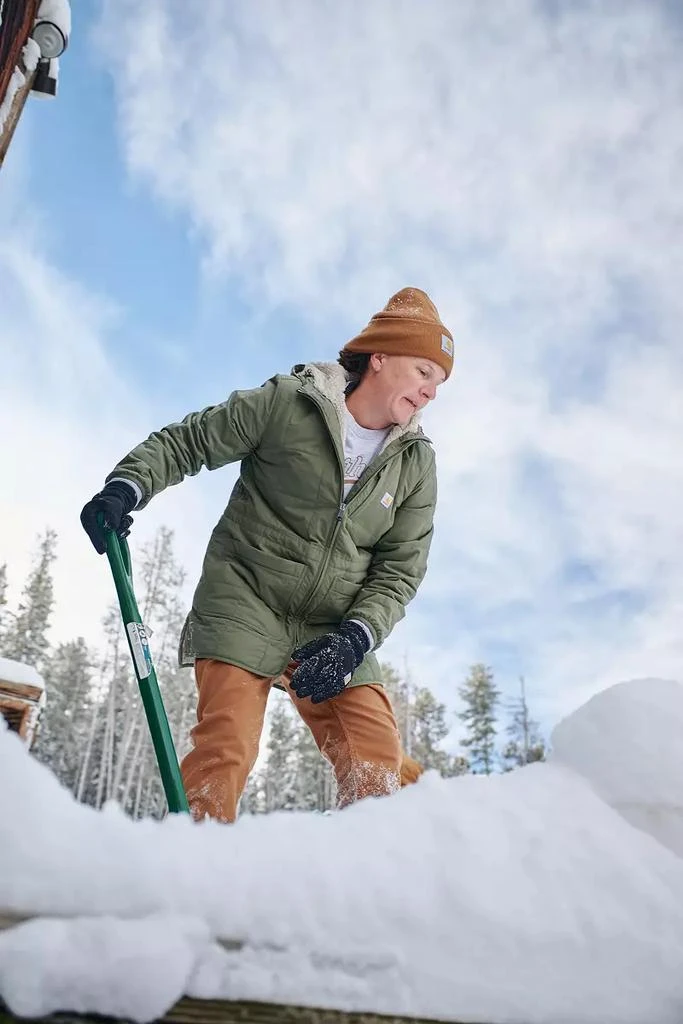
35 0 71 37
0 655 45 691
0 915 203 1021
0 655 45 690
0 657 45 747
0 4 66 132
0 39 42 135
551 677 683 859
22 37 41 74
0 37 44 132
0 67 25 135
1 679 683 1024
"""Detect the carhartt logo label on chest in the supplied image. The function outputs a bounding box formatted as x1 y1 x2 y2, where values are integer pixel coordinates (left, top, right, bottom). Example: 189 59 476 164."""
380 492 394 509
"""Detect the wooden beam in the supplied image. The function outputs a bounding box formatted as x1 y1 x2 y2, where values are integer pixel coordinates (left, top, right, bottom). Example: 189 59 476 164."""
0 0 39 101
0 61 36 169
0 0 40 169
164 999 454 1023
0 696 33 738
0 912 29 931
0 997 456 1024
0 680 44 703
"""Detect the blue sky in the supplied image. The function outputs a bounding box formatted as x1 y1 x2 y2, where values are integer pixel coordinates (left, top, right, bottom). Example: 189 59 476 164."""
2 0 683 748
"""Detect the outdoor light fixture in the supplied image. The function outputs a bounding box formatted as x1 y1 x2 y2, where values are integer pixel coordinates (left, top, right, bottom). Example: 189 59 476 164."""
32 0 70 60
31 58 59 98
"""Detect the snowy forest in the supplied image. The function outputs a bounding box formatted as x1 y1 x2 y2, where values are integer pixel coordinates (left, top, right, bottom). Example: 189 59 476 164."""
1 529 546 819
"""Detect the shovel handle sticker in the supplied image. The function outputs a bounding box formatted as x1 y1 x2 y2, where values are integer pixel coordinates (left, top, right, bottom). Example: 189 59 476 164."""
127 622 153 679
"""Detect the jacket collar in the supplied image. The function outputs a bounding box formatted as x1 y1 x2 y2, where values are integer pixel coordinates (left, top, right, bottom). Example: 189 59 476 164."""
291 361 424 452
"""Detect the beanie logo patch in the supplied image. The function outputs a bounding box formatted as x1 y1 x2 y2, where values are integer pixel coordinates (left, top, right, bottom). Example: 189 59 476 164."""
441 334 454 357
380 492 394 509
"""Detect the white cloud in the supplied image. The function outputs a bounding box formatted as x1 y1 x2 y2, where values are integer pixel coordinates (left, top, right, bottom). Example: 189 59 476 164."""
91 0 683 732
96 1 683 321
0 170 219 657
2 0 682 754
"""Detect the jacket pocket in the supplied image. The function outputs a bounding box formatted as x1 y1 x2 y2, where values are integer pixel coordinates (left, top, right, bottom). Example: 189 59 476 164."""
204 536 306 618
225 538 303 577
305 574 364 626
347 473 400 546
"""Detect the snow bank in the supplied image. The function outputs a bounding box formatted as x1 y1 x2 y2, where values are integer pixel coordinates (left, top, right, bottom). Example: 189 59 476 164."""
551 677 683 857
1 679 683 1024
0 655 45 690
0 914 206 1021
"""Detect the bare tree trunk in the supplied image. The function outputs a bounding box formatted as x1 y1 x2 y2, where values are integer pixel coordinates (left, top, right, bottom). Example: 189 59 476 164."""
133 754 145 818
140 770 156 819
325 767 335 810
95 671 116 808
120 711 145 810
111 675 138 796
519 675 530 761
172 694 192 763
75 692 101 803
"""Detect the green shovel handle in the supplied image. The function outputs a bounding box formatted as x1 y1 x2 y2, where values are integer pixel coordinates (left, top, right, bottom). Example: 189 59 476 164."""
98 514 189 814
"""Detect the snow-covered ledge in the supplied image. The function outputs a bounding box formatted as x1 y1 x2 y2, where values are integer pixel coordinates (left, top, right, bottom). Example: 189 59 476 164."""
0 678 682 1023
0 655 46 747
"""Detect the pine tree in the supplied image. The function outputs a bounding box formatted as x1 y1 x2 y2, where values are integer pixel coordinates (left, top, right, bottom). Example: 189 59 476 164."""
443 752 470 777
381 662 414 754
501 676 546 771
262 693 299 812
33 638 95 791
240 772 265 815
74 632 118 808
2 530 57 671
457 663 499 774
291 715 334 811
90 607 129 809
240 703 333 815
382 661 468 777
412 687 468 776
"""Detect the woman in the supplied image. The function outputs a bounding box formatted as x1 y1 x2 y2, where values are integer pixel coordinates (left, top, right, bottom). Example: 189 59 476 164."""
80 286 454 821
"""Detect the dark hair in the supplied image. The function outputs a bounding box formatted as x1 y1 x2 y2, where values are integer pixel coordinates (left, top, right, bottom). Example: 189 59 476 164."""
337 350 371 376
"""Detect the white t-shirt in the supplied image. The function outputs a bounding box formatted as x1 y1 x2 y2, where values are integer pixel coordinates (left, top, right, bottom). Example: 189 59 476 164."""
343 408 390 498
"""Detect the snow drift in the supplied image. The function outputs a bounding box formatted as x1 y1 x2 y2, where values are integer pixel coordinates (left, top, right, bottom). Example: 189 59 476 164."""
1 678 683 1024
550 676 683 858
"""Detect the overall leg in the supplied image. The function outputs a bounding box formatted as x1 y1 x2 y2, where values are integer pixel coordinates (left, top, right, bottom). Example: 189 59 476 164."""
180 658 271 823
283 667 402 808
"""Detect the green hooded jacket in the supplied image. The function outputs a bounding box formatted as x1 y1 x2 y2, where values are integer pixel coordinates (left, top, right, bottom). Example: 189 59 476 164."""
106 362 437 686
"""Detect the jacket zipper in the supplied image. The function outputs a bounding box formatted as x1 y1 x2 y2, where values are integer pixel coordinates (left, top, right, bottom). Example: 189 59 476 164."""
294 384 424 621
294 388 348 620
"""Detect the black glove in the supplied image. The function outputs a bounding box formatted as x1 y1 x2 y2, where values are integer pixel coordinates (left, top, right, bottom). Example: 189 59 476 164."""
290 620 371 703
80 480 138 554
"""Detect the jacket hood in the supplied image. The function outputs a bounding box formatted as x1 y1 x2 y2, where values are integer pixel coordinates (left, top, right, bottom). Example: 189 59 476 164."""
291 360 425 452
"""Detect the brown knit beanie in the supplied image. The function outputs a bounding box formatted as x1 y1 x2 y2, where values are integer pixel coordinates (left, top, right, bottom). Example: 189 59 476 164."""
342 287 454 379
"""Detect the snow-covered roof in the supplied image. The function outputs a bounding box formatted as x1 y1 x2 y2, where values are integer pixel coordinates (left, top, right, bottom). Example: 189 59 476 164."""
1 677 683 1022
0 656 45 691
